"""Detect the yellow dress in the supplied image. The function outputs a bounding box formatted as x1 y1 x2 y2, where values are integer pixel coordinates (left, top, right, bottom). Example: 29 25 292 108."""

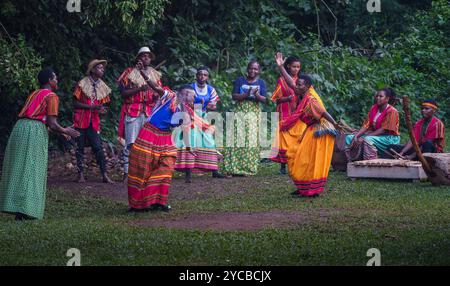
283 88 335 197
273 86 326 165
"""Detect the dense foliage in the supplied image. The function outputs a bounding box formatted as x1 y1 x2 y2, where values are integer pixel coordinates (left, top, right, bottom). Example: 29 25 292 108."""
0 0 448 148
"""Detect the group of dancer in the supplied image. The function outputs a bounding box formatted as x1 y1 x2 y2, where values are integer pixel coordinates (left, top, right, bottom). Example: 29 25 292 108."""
0 47 445 220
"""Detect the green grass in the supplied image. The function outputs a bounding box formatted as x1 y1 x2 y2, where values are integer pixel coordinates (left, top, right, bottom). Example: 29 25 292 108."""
0 134 449 266
1 165 449 266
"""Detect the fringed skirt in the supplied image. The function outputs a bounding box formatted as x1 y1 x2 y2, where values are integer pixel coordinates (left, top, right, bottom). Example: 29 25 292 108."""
127 123 177 209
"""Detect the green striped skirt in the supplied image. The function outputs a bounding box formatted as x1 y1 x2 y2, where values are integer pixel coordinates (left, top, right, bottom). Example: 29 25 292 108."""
0 119 49 219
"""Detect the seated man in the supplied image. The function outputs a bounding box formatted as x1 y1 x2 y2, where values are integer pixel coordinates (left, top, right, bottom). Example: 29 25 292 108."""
387 100 445 160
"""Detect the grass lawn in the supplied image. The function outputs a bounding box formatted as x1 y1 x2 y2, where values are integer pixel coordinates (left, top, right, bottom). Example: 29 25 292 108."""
0 136 449 266
1 169 449 266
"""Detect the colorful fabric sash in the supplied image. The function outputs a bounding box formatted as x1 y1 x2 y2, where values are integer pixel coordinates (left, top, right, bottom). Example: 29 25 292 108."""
368 104 391 130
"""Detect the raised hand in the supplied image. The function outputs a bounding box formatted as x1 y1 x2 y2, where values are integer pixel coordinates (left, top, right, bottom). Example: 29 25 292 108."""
275 52 285 67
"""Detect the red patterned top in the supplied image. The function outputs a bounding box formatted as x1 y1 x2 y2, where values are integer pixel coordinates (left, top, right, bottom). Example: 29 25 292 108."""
117 67 162 118
413 116 445 152
362 104 400 136
280 92 326 131
73 77 111 132
271 76 299 120
18 89 59 124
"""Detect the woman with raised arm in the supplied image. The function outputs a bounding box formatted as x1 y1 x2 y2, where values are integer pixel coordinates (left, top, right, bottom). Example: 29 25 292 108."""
269 56 301 174
275 52 340 198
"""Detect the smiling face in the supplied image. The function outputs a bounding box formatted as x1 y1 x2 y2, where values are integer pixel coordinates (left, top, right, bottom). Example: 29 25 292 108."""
375 90 389 107
247 62 260 80
196 70 209 85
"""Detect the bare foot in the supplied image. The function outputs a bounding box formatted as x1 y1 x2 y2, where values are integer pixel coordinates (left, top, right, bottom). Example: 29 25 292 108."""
103 174 114 184
78 173 86 183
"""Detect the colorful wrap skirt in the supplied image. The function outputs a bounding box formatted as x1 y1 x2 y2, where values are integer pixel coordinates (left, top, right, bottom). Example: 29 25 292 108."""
127 123 177 209
174 113 219 172
345 134 400 160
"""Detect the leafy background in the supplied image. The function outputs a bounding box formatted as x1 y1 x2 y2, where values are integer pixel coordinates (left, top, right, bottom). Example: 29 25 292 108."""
0 0 448 149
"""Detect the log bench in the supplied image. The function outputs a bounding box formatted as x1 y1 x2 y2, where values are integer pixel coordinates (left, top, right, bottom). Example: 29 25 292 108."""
423 153 450 186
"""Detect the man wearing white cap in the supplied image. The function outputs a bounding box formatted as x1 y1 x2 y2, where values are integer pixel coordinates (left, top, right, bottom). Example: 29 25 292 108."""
117 47 163 181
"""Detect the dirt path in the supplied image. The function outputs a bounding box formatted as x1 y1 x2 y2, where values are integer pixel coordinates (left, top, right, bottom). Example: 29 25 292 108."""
47 159 337 231
130 209 340 231
48 171 293 202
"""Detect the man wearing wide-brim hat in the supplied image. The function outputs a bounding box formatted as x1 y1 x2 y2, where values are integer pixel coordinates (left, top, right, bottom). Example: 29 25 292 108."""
117 47 164 181
73 59 114 184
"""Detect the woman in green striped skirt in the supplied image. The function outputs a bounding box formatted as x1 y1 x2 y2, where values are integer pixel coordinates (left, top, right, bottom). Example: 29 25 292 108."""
0 68 80 220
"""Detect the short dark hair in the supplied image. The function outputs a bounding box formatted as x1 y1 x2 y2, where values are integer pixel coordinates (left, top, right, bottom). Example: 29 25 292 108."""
299 74 313 87
38 68 55 86
247 60 260 69
196 66 210 74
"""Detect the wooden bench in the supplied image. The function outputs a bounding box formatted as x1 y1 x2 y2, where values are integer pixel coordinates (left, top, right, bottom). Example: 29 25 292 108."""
347 159 427 182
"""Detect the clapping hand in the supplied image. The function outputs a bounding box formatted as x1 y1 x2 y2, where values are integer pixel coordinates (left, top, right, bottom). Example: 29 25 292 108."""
244 87 252 98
